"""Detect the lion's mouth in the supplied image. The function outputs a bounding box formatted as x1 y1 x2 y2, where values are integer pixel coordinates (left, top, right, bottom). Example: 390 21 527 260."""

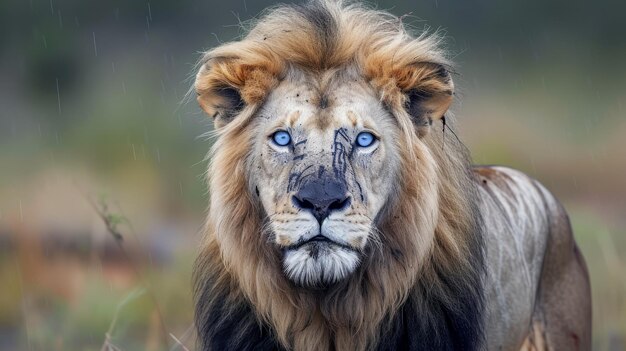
307 234 331 244
286 234 355 252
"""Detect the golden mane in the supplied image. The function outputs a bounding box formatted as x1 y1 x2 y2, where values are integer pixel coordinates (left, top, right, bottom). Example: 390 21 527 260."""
194 0 453 127
193 1 485 350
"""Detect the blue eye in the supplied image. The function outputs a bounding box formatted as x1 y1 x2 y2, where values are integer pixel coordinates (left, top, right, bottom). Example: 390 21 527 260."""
272 130 291 146
356 132 376 147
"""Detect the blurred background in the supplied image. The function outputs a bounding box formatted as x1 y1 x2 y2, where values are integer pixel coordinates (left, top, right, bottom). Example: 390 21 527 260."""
0 0 624 350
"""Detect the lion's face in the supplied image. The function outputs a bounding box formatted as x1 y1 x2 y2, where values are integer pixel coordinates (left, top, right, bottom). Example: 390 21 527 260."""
249 72 401 286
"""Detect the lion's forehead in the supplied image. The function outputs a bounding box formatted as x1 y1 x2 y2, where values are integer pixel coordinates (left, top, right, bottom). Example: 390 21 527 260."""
264 74 384 134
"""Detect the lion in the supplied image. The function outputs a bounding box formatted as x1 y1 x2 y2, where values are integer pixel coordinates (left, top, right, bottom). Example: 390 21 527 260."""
192 1 592 350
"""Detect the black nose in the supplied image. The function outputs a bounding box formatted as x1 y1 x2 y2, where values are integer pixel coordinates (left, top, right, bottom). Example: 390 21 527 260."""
292 179 351 224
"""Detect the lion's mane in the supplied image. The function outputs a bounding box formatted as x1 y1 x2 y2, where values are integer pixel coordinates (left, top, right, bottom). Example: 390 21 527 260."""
193 1 485 350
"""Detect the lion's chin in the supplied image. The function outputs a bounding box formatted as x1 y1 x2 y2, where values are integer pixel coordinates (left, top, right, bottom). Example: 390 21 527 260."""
282 242 360 287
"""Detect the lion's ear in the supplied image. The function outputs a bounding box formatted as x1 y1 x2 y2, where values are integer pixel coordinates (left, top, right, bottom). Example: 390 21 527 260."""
195 58 278 127
402 63 454 136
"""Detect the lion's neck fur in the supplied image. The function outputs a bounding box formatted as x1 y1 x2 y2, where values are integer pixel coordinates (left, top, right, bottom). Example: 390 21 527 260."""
193 121 485 351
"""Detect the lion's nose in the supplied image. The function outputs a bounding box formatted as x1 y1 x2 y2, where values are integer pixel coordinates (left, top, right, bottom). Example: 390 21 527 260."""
292 179 351 224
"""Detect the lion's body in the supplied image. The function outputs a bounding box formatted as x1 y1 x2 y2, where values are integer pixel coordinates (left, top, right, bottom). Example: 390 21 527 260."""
192 1 591 350
475 166 591 350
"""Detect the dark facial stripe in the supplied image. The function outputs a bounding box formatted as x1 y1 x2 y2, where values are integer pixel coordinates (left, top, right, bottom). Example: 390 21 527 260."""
288 164 314 193
331 127 351 180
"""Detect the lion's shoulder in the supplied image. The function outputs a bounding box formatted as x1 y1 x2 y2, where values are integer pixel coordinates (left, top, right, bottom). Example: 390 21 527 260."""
473 165 546 204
